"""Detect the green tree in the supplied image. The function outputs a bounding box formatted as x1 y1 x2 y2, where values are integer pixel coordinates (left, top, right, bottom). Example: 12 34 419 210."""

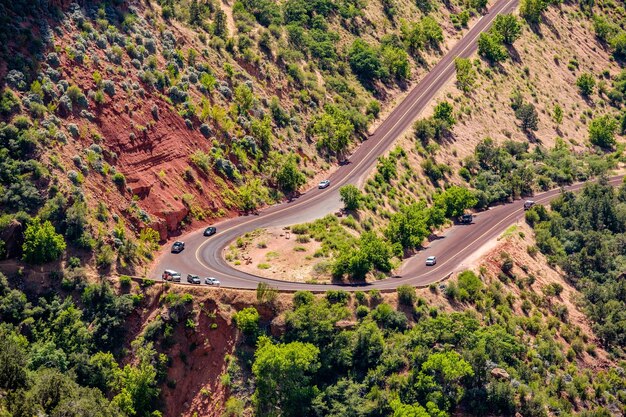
515 103 539 131
553 103 563 125
234 307 260 340
234 83 255 114
401 21 425 54
0 88 20 116
420 351 474 409
589 115 617 148
385 203 431 250
390 400 430 417
239 178 270 212
478 32 507 63
0 329 27 389
381 46 411 81
493 14 522 44
352 320 384 371
339 185 362 211
520 0 545 24
433 101 455 127
397 285 417 306
456 270 483 302
576 73 596 97
253 337 320 417
435 186 478 218
313 107 355 156
611 32 626 60
421 16 444 48
213 9 228 38
454 58 476 93
112 343 161 417
348 39 385 81
22 218 66 264
275 154 306 194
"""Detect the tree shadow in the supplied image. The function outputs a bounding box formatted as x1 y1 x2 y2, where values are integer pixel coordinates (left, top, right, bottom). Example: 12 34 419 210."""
541 14 562 40
522 129 541 144
507 45 523 65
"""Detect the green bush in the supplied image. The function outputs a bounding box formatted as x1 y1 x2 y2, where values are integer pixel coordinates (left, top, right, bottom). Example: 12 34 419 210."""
233 307 260 339
339 185 362 211
397 285 417 306
325 290 350 305
22 218 66 264
112 172 126 186
119 275 132 288
589 115 617 148
576 73 596 96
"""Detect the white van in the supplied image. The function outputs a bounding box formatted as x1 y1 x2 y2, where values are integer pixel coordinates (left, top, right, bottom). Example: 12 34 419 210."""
162 269 181 282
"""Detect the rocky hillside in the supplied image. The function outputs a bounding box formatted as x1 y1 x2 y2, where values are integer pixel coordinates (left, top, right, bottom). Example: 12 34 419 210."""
0 0 497 278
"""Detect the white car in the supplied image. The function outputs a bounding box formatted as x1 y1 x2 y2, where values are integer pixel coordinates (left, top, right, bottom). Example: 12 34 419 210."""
205 277 221 286
425 256 437 266
318 180 331 189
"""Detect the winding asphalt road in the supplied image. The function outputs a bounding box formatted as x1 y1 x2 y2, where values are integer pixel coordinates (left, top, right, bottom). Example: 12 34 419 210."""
150 0 562 291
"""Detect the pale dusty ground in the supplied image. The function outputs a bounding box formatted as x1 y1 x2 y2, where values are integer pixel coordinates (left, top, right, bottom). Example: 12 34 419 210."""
225 226 330 283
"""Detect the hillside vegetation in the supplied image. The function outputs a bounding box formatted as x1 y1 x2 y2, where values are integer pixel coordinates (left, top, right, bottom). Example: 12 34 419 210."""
2 0 626 416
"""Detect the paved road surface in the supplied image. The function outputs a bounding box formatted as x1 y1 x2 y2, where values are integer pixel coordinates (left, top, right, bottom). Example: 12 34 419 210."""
151 0 571 291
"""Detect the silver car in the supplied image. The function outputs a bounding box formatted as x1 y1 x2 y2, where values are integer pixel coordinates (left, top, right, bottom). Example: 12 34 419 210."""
318 180 330 189
205 277 221 286
425 256 437 266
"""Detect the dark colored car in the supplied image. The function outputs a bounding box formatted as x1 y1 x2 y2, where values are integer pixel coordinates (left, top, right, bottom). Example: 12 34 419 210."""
523 200 535 210
204 226 217 237
187 274 201 284
171 241 185 253
460 213 473 224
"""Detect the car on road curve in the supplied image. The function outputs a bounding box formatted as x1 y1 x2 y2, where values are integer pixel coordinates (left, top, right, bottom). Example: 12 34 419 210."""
171 241 185 253
318 179 331 189
162 269 181 282
523 200 535 210
204 226 217 236
205 277 220 286
187 274 201 284
425 256 437 266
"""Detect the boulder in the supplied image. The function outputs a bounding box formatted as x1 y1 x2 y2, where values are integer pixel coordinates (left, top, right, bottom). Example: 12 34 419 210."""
490 368 510 380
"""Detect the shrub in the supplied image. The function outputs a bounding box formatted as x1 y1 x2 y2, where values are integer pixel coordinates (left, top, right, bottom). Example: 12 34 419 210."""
457 270 483 302
119 275 132 288
576 73 595 97
339 185 362 211
233 307 260 339
348 39 385 81
293 291 315 307
112 172 126 186
493 14 522 44
371 303 407 331
0 89 21 116
326 290 350 305
22 219 66 264
356 305 369 319
454 58 476 93
589 115 617 148
478 32 507 63
96 245 115 268
397 285 417 306
103 80 116 96
515 103 539 131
